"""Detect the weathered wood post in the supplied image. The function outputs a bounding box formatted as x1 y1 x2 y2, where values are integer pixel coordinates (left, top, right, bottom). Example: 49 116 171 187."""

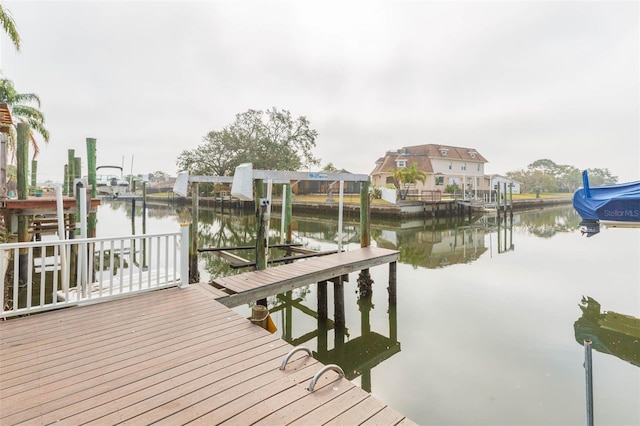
360 180 371 248
496 181 501 222
66 149 75 196
251 304 269 330
254 178 267 307
73 156 82 230
284 183 293 244
358 180 373 295
86 138 97 238
70 156 83 286
16 123 30 292
189 182 200 283
509 182 514 220
503 182 508 215
86 138 97 284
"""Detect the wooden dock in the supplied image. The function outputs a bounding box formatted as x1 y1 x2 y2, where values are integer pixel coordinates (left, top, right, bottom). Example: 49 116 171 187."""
0 248 413 425
211 246 399 308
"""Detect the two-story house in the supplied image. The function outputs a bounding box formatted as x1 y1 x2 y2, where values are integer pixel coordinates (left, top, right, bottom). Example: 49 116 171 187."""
370 144 489 195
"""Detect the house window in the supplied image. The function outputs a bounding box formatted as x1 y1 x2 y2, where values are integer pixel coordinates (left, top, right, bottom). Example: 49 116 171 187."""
461 163 466 171
440 149 448 156
476 177 480 186
435 176 444 185
448 162 452 170
396 160 407 168
477 164 481 171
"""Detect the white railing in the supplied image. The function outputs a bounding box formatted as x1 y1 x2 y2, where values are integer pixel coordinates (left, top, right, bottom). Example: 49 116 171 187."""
0 226 189 319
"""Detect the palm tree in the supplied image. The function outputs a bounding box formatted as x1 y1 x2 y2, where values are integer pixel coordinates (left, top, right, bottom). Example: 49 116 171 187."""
397 163 427 200
0 78 49 158
0 4 20 51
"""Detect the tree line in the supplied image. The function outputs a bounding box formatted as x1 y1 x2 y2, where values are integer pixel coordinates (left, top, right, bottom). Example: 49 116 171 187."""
505 159 617 193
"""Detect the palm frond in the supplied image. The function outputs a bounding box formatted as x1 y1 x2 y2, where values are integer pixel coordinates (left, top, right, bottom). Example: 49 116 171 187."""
13 93 41 107
0 5 20 51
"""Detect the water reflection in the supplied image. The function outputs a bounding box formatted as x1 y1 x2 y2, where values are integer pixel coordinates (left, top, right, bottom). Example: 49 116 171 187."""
574 296 640 367
267 274 400 393
101 201 584 278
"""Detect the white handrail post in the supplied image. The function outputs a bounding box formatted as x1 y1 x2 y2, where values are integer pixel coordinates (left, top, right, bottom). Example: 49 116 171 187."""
56 185 69 292
79 183 88 296
337 181 344 252
280 185 287 245
179 224 189 288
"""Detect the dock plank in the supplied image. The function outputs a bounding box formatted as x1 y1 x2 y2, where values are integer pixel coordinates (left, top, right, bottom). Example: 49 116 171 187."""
288 386 370 425
213 246 399 307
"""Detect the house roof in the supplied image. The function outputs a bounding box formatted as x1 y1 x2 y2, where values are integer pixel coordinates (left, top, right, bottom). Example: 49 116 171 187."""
370 143 488 175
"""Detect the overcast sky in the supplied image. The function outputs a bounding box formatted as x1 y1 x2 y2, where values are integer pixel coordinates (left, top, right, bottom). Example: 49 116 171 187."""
1 0 638 183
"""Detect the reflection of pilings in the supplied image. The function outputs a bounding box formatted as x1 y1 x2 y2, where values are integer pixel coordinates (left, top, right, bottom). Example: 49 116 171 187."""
317 280 328 321
358 280 373 393
335 322 346 355
388 261 397 306
584 339 594 426
389 305 398 343
357 269 372 297
317 320 329 359
285 290 292 340
334 277 345 327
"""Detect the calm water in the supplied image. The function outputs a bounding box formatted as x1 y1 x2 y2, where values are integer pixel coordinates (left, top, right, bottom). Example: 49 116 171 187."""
97 201 639 425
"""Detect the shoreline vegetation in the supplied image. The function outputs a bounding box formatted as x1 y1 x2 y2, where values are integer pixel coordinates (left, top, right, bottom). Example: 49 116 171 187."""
139 191 573 220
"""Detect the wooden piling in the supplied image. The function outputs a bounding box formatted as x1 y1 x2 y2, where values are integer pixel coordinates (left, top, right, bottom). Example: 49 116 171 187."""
509 183 514 219
16 123 30 288
496 182 501 221
254 178 267 307
66 149 75 196
255 179 266 271
86 138 97 239
17 123 28 200
251 304 269 330
360 181 371 248
503 182 508 214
